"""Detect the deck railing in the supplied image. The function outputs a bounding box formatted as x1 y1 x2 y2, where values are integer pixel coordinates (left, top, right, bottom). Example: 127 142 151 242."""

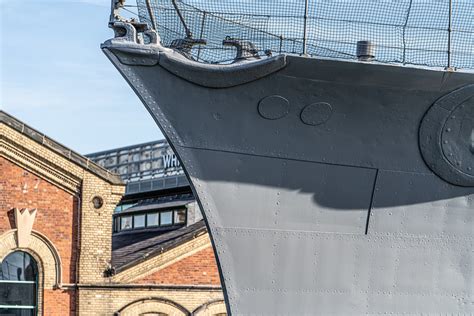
135 0 473 69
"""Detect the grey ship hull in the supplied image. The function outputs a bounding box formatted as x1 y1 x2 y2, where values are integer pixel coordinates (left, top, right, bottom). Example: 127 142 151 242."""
102 41 474 315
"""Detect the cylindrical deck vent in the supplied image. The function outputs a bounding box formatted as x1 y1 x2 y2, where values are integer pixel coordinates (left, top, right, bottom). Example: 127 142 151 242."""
356 41 375 61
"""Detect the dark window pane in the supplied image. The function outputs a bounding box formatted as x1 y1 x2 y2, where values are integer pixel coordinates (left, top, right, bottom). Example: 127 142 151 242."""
0 308 35 316
0 282 36 306
1 252 37 281
0 252 38 314
115 218 120 232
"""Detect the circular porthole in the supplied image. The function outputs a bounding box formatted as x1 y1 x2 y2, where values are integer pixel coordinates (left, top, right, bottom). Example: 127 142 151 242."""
92 196 104 209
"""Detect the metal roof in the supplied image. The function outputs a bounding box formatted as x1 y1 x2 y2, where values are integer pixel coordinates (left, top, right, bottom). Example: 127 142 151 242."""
86 138 189 194
112 220 207 271
116 195 195 215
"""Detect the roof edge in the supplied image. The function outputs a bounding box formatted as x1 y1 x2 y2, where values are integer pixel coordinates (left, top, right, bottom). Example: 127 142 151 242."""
85 138 168 157
0 110 124 186
114 222 208 272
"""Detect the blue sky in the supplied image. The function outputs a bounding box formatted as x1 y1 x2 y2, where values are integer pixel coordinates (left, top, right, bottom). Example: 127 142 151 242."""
0 0 163 154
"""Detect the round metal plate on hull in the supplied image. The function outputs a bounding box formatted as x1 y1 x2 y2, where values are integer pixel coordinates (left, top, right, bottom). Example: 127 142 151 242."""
300 102 333 126
442 100 474 175
420 84 474 186
258 95 290 120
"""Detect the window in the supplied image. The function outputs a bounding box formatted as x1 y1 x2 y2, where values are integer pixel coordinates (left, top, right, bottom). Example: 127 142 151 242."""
174 209 186 224
0 251 38 315
147 213 159 227
121 216 133 230
134 214 145 229
119 154 128 164
118 166 128 175
115 209 188 233
160 211 173 226
115 203 137 213
113 218 120 233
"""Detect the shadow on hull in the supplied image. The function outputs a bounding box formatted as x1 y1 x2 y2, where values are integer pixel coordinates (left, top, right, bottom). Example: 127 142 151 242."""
102 41 474 314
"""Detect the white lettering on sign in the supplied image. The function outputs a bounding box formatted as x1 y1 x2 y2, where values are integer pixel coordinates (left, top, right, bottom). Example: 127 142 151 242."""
163 154 181 169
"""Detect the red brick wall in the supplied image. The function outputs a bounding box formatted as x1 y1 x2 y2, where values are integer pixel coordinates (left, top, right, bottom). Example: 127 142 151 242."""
0 157 77 314
137 246 221 286
43 289 75 316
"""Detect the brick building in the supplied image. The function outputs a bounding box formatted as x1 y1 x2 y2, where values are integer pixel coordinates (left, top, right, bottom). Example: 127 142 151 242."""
0 111 225 315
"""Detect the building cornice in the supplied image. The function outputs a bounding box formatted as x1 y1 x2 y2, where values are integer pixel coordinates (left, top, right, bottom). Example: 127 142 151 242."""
0 132 82 194
1 114 126 195
62 283 222 291
0 110 123 186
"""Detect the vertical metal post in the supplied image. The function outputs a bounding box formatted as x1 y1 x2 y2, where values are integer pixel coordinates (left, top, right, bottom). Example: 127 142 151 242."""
197 12 207 61
402 0 413 64
145 0 158 30
447 0 453 69
172 0 193 38
302 0 309 55
279 35 283 54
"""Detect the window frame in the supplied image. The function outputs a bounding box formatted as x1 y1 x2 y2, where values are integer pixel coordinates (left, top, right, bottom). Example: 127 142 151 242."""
174 209 187 225
133 214 146 229
120 215 133 231
114 208 188 232
146 212 160 228
159 210 173 226
0 251 38 315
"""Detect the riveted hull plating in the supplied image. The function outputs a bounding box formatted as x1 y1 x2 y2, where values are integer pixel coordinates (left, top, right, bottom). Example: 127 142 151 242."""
103 46 474 315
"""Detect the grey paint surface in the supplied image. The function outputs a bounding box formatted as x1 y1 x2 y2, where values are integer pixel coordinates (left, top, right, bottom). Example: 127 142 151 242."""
102 23 474 314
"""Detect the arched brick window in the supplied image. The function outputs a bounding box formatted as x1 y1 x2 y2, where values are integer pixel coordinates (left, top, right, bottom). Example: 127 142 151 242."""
193 300 227 316
0 251 38 315
116 297 189 316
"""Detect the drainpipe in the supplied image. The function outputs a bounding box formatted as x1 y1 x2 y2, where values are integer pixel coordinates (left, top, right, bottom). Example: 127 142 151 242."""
74 193 82 316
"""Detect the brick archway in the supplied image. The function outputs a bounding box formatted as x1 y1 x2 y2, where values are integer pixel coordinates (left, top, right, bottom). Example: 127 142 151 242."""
116 297 189 316
0 229 63 315
0 229 62 289
192 299 227 316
